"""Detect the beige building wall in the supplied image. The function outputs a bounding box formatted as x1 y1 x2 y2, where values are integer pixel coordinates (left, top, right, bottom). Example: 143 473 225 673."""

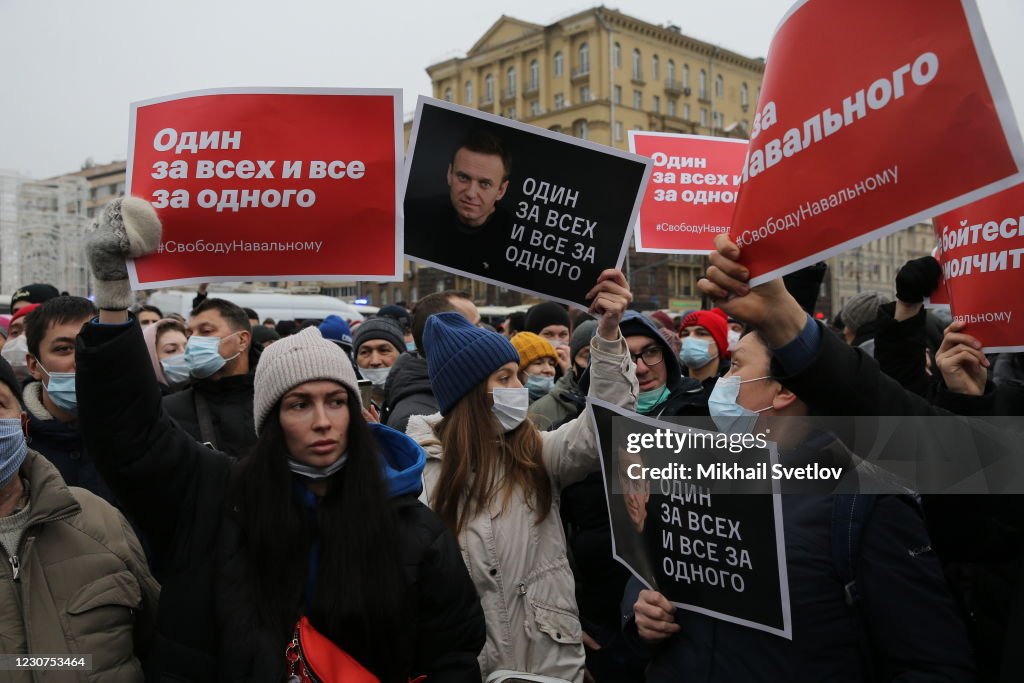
427 9 764 148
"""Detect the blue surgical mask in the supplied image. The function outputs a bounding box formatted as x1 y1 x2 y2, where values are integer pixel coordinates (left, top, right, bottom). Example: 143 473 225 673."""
526 374 554 400
637 385 671 414
0 418 28 488
708 375 773 434
160 353 191 386
680 337 716 369
38 363 77 415
491 387 529 432
185 332 241 379
406 341 417 353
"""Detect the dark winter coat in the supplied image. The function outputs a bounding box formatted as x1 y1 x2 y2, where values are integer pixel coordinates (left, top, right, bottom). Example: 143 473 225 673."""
383 352 438 435
772 320 1022 682
76 320 485 682
162 369 257 459
21 380 116 506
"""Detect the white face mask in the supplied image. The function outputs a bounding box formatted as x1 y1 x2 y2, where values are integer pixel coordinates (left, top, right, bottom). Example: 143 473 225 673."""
491 387 529 433
1 335 30 381
359 366 391 388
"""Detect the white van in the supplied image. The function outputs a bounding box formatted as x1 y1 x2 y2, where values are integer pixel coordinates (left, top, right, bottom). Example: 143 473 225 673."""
147 290 364 323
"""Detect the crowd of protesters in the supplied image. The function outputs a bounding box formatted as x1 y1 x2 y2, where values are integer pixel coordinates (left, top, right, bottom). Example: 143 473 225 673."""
0 195 1020 683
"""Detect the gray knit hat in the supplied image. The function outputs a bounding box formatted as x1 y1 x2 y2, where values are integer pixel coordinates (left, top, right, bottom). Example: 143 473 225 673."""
352 317 406 356
253 326 361 434
570 320 598 363
840 291 890 335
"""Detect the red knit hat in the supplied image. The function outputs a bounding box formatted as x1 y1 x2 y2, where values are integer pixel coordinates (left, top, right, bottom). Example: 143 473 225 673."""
680 309 730 360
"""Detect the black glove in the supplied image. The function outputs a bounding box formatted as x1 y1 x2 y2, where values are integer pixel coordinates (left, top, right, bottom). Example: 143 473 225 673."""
895 256 941 304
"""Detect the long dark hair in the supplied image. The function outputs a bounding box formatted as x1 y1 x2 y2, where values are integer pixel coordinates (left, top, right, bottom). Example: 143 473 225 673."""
231 386 412 681
433 381 551 536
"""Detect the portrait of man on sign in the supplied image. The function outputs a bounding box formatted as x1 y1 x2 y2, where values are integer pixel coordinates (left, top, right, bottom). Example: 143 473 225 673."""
405 130 517 280
447 130 511 230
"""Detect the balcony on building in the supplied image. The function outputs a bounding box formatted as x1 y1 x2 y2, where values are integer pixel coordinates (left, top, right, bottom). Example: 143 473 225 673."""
631 71 645 86
523 80 540 97
571 65 590 83
664 79 688 96
479 95 495 110
501 88 517 104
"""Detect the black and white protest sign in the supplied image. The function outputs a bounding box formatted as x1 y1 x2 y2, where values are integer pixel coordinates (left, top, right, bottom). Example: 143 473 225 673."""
590 398 792 639
402 97 651 308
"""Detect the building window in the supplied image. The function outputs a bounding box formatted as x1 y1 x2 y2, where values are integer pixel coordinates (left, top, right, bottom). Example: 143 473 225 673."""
683 103 690 120
530 100 540 117
574 119 588 139
615 121 623 142
507 107 517 120
580 86 591 102
632 49 642 80
652 95 660 113
554 51 564 76
507 67 516 96
613 42 621 68
683 64 690 88
667 59 676 83
652 54 660 80
740 82 749 107
715 74 724 98
465 80 474 105
633 90 642 109
550 124 563 133
699 70 707 99
579 43 589 72
554 93 565 109
614 85 622 104
444 87 452 102
700 108 708 126
668 99 676 116
485 74 494 102
529 60 539 90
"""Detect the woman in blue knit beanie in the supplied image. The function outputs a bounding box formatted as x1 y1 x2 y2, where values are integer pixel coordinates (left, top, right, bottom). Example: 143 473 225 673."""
405 269 639 683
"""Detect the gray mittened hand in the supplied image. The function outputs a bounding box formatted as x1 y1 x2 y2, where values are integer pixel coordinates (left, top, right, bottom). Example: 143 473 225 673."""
86 197 162 310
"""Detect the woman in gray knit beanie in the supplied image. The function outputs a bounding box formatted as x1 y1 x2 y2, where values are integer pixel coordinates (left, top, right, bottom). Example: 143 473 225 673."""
74 197 485 681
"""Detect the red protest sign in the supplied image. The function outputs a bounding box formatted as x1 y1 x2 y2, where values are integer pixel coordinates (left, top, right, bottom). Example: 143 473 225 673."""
628 132 747 254
933 182 1024 352
126 88 403 288
731 0 1024 286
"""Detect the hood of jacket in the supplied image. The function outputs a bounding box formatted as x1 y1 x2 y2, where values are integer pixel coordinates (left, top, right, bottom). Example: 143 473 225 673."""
369 422 426 497
384 352 434 406
404 412 444 462
618 311 686 392
22 381 82 449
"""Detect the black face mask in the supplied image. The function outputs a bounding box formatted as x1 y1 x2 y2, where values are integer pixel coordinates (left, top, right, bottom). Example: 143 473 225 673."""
573 363 586 383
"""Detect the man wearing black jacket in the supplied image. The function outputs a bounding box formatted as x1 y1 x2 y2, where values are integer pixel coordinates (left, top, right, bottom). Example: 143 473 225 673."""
698 233 1022 682
623 330 975 682
163 298 258 458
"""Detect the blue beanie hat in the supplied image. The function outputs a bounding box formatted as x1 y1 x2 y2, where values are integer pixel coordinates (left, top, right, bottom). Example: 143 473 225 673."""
424 312 520 415
318 315 353 351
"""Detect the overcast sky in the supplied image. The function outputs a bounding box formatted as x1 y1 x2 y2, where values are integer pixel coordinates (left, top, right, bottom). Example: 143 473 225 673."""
1 0 1021 179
